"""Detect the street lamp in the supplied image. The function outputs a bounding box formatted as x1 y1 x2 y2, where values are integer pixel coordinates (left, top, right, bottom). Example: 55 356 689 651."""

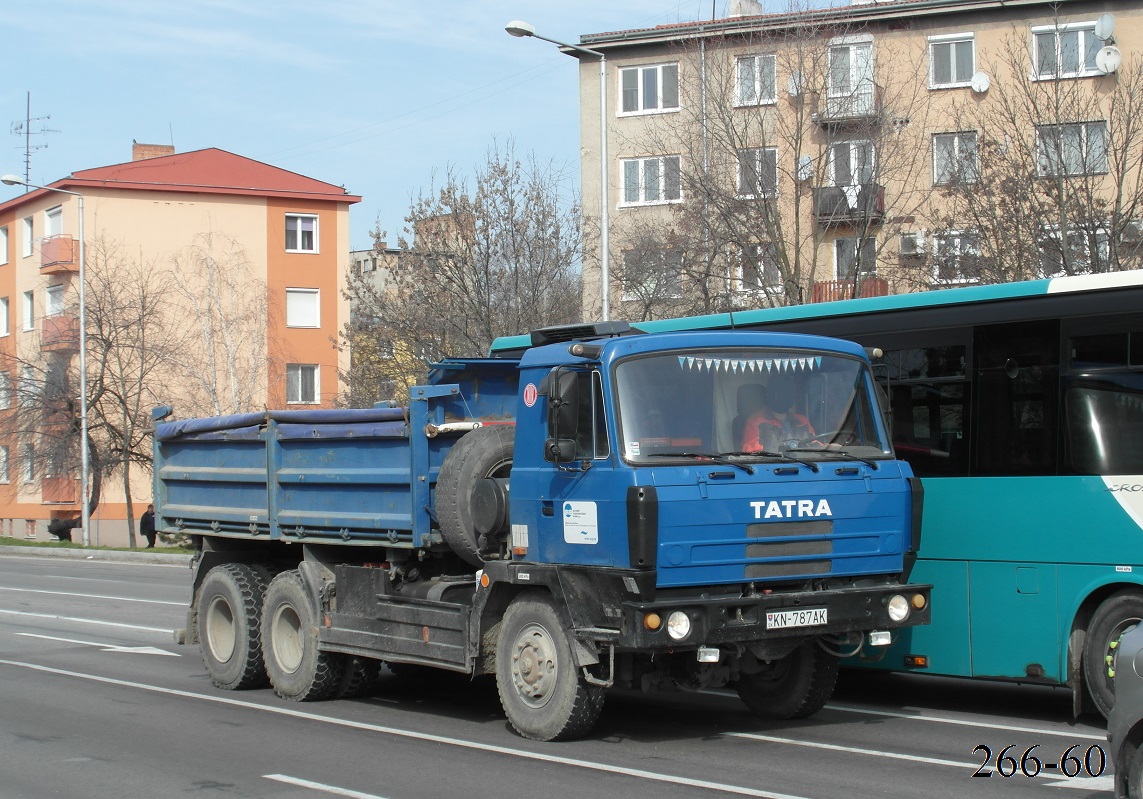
1 174 89 547
506 20 611 321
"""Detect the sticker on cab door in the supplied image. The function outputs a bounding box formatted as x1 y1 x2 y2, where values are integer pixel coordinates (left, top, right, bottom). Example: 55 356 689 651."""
563 501 599 544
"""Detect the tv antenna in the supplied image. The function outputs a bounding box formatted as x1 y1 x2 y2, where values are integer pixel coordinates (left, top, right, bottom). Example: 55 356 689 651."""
10 92 59 191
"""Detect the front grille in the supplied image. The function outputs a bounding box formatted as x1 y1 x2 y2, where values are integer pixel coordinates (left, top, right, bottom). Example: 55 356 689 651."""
746 560 832 578
747 520 833 538
747 540 832 558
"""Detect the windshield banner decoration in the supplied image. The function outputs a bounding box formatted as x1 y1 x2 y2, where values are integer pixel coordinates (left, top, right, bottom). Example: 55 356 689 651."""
677 356 823 373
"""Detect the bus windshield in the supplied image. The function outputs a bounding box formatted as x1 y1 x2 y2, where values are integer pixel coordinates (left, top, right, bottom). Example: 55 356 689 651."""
613 348 891 464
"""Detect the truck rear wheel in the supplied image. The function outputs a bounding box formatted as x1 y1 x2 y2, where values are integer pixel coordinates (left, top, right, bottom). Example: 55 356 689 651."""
495 591 604 741
261 570 343 701
337 655 383 698
734 640 839 719
438 425 515 566
196 563 271 690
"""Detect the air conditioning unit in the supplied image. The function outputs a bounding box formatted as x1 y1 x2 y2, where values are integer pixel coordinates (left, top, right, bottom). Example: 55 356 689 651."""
900 231 926 256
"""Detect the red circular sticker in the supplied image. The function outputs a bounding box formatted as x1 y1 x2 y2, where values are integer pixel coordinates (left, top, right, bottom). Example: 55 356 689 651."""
523 383 538 408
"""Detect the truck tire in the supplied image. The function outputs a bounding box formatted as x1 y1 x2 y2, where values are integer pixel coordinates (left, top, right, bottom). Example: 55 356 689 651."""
734 640 839 719
261 570 343 701
337 655 383 698
1084 591 1143 718
438 425 515 566
495 591 604 741
196 563 271 690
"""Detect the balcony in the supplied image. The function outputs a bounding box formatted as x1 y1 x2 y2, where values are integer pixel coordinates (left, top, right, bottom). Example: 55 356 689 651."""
42 476 77 504
41 313 79 352
812 185 885 227
41 235 78 274
811 276 889 303
815 85 881 129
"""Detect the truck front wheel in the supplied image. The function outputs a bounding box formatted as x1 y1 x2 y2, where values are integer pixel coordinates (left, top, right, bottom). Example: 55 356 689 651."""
196 563 271 690
261 570 343 701
495 591 604 741
734 640 839 719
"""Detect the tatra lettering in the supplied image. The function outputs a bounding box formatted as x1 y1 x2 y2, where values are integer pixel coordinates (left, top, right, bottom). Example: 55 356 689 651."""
750 499 834 519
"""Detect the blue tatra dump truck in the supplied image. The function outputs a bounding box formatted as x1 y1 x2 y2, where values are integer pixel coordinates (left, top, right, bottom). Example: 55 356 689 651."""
154 322 931 741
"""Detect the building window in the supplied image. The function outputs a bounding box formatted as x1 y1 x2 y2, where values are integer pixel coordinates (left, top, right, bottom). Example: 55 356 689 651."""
0 372 9 410
21 217 32 258
1039 227 1108 275
20 442 33 485
286 288 320 328
621 155 682 205
829 140 874 186
285 214 318 253
1036 121 1107 176
0 445 9 484
933 231 982 282
286 364 319 404
45 285 65 317
739 243 782 292
22 291 34 331
929 34 975 87
827 41 874 116
1033 23 1102 79
620 63 680 115
0 226 8 265
621 248 684 301
736 54 777 105
933 132 979 184
0 297 8 337
44 205 63 238
835 236 877 280
737 147 778 198
18 366 37 407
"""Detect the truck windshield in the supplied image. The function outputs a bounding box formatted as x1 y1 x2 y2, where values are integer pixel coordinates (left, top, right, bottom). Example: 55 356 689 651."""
614 348 892 464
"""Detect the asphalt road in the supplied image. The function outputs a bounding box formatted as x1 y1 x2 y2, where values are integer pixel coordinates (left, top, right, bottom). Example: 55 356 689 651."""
0 553 1113 799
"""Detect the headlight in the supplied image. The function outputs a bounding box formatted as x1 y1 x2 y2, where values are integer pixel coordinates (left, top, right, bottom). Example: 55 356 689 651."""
666 611 692 641
887 594 910 622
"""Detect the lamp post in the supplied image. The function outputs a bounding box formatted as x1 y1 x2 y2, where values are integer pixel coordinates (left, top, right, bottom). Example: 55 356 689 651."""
506 20 611 321
1 175 89 547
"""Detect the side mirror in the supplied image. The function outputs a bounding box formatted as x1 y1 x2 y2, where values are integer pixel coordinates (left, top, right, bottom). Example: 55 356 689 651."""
544 369 579 463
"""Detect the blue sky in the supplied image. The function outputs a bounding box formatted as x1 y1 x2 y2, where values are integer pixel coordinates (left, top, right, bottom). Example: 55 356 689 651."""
2 1 734 251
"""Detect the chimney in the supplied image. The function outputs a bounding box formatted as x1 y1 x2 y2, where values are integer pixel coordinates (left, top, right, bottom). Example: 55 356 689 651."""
132 141 175 161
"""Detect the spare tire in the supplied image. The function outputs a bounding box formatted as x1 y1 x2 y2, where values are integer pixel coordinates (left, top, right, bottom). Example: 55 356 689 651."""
437 425 515 566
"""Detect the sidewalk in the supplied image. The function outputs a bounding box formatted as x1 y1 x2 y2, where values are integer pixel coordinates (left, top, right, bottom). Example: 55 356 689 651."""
0 544 192 566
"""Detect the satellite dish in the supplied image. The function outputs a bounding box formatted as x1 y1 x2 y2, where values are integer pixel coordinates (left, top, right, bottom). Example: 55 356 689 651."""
1096 46 1122 75
1095 13 1116 41
969 72 990 93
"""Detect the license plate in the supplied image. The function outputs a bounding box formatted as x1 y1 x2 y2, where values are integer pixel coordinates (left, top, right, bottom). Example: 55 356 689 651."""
766 607 828 629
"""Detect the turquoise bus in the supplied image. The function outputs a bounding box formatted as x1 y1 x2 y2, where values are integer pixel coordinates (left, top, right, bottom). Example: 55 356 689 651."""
492 270 1143 717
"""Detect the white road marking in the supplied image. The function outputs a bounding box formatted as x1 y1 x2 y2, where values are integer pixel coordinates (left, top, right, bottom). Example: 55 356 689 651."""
727 731 979 770
0 607 173 634
823 701 1106 741
0 585 185 605
17 632 177 656
265 774 389 799
1043 776 1115 790
0 658 812 799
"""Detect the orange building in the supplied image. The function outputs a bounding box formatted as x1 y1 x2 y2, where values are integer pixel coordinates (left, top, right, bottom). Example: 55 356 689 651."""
0 144 360 545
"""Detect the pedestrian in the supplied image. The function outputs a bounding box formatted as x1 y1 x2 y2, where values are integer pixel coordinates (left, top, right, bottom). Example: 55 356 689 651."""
140 503 156 548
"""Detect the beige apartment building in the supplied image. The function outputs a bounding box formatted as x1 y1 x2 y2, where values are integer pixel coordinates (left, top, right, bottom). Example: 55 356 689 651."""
566 0 1143 320
0 144 360 545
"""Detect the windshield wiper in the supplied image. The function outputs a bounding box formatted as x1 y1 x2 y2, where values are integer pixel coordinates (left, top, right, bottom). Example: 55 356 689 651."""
646 452 755 475
717 451 819 473
783 448 880 470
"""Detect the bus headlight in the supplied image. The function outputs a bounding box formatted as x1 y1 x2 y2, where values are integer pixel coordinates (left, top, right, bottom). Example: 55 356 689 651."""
666 611 692 641
887 594 910 622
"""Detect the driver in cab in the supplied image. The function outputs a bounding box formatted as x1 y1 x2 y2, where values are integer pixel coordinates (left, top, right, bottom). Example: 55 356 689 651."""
740 375 814 453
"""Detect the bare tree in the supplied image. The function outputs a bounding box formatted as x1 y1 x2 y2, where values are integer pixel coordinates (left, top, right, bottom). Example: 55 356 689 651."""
342 140 583 405
611 10 934 318
917 25 1143 286
170 233 270 416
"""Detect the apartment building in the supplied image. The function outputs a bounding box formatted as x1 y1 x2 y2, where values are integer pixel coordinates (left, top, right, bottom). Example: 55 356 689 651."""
0 144 360 544
568 0 1143 319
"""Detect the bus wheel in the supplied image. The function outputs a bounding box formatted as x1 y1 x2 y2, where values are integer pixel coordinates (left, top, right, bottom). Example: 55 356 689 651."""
735 640 839 719
1084 591 1143 718
261 570 343 701
196 563 271 690
495 591 604 741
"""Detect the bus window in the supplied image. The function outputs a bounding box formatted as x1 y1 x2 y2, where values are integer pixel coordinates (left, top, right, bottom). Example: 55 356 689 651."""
1064 375 1143 474
973 320 1060 476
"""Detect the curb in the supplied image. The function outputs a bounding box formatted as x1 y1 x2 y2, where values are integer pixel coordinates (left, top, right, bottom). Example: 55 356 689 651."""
0 544 192 566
